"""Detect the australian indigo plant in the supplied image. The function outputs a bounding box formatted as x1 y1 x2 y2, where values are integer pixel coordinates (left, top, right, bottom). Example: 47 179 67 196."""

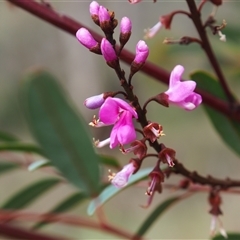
1 0 240 239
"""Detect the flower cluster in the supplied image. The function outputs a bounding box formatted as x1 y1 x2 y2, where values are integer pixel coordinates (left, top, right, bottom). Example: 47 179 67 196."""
77 0 202 210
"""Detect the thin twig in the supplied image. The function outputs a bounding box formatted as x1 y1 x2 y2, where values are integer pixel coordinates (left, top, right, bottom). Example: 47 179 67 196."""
186 0 234 104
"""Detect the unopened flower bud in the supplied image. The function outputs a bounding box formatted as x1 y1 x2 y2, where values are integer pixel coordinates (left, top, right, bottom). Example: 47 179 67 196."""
119 17 132 48
130 40 149 75
99 5 112 33
76 28 101 54
89 1 100 25
101 38 119 68
84 92 114 109
84 94 105 109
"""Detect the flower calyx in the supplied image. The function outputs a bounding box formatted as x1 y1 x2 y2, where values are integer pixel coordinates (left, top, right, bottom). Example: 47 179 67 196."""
142 164 164 208
121 139 147 159
143 122 164 143
208 188 227 239
158 144 176 167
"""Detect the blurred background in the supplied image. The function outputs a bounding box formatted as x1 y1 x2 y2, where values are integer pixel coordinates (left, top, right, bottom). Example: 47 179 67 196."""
1 0 240 239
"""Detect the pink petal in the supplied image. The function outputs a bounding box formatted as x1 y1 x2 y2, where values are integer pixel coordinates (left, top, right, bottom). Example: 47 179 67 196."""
111 98 138 119
166 81 196 102
176 93 202 110
99 98 120 124
169 65 184 88
110 111 136 148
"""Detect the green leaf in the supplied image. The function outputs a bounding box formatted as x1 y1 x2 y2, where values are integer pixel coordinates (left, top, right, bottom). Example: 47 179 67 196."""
0 131 18 142
34 192 88 229
28 159 50 172
191 71 240 157
0 143 43 155
0 162 18 174
212 233 240 240
136 197 180 237
2 178 60 209
21 70 100 196
99 155 121 169
87 167 152 215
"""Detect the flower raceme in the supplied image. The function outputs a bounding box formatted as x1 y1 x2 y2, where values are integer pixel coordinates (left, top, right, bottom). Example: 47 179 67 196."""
160 65 202 111
86 97 138 149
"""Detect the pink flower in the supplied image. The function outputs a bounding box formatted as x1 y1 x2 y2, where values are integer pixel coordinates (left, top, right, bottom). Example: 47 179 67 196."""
164 65 202 110
92 97 138 149
110 162 136 188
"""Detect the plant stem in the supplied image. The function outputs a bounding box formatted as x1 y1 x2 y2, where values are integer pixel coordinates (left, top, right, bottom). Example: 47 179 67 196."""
0 223 64 240
5 0 240 121
186 0 234 104
0 210 145 240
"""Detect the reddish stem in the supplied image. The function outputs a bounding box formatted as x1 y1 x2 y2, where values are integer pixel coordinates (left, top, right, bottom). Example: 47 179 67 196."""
0 223 65 240
0 210 144 240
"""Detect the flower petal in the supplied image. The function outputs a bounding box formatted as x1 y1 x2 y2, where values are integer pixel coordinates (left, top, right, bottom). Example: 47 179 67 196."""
169 65 184 88
110 111 136 148
166 80 196 102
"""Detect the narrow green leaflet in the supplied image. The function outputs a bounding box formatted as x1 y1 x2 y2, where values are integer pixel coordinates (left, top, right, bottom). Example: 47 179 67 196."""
21 70 100 196
99 155 121 169
0 131 18 142
87 167 152 215
136 197 180 237
2 178 60 209
191 71 240 157
212 233 240 240
28 159 50 171
0 162 18 174
34 192 88 229
0 143 43 155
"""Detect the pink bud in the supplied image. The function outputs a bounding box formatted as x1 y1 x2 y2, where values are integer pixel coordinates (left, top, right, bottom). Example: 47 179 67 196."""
76 28 98 49
99 5 110 23
84 94 105 109
133 40 149 64
120 17 132 34
89 1 100 16
100 38 117 62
